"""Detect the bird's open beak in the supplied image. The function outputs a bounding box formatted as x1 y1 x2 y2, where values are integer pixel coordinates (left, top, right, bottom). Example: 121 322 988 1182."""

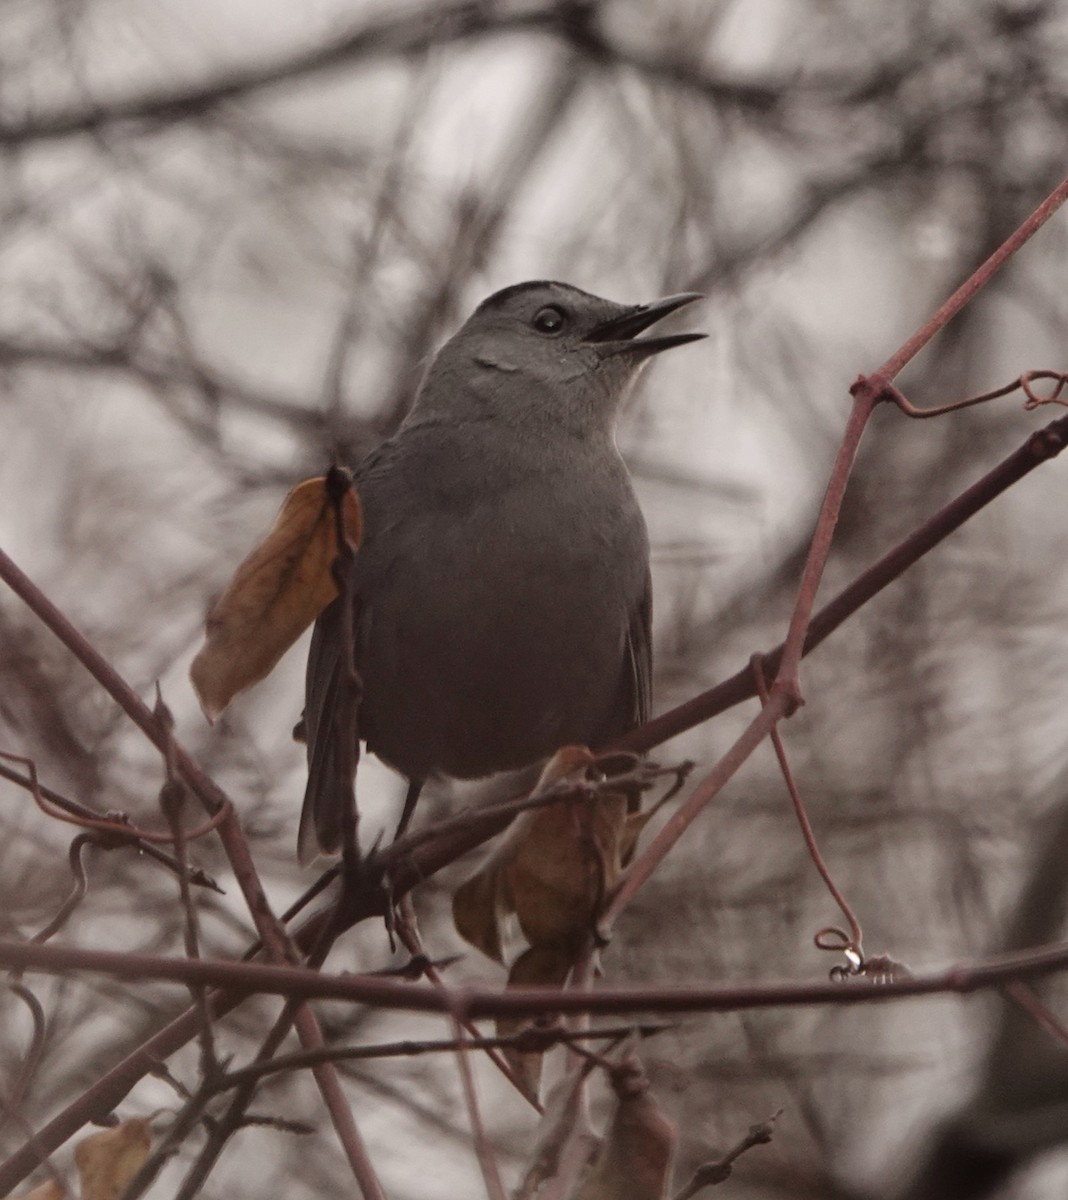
583 292 705 358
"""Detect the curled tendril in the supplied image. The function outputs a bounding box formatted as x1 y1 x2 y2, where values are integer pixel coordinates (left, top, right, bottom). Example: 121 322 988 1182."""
1021 370 1068 410
815 925 910 983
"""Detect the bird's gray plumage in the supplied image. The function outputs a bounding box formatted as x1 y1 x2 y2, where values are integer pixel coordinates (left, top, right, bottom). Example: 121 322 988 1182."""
299 281 702 862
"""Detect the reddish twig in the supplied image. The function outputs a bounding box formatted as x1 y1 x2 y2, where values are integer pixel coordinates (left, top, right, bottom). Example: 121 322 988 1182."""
874 175 1068 384
155 692 218 1078
292 1006 388 1200
672 1109 782 1198
0 544 388 1196
0 758 221 890
11 935 1068 1017
613 410 1068 761
750 655 865 962
218 1022 667 1090
449 1013 509 1200
764 172 1067 730
0 748 228 844
1003 981 1068 1049
880 369 1068 419
773 383 880 705
602 695 788 931
394 896 542 1110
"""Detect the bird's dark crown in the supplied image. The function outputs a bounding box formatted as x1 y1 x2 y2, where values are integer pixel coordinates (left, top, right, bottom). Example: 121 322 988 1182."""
473 279 598 315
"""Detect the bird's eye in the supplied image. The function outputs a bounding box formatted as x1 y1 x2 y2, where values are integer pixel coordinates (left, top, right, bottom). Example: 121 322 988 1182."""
532 305 566 334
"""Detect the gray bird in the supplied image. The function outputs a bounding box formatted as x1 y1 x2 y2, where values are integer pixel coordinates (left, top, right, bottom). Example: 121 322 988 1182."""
298 281 703 862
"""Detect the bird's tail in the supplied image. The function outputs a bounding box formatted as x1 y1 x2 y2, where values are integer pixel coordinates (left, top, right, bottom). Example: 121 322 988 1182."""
297 598 354 864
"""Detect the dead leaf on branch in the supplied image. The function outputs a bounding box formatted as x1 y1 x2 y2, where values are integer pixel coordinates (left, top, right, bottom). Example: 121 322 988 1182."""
74 1119 152 1200
190 475 362 720
573 1056 677 1200
5 1119 154 1200
453 748 653 959
453 747 657 1096
498 945 576 1102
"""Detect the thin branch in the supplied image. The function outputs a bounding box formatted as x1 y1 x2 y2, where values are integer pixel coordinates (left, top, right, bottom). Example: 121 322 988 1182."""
1003 982 1068 1049
612 408 1068 760
0 748 227 845
292 1007 388 1200
772 386 879 703
449 1015 508 1200
156 692 218 1078
11 935 1068 1017
0 985 47 1139
0 544 381 1195
0 0 797 148
28 834 93 945
219 1023 667 1090
393 895 542 1109
672 1109 782 1199
873 174 1068 381
0 760 222 892
883 369 1068 419
750 656 865 957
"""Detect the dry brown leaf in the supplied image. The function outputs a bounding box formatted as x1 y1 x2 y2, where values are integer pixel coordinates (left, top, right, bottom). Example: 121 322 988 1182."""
74 1119 152 1200
453 750 660 1100
452 747 635 962
190 475 362 719
4 1180 65 1199
510 791 628 948
452 858 511 963
498 944 576 1100
573 1057 677 1200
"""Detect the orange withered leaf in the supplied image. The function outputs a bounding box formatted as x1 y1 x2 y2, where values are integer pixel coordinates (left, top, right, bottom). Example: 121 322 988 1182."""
74 1119 152 1200
453 748 655 1099
190 475 362 720
498 944 575 1101
453 747 653 963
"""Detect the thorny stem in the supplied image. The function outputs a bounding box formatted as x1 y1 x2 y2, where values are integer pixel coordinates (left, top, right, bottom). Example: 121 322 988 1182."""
218 1022 665 1089
13 934 1068 1016
4 409 1068 1196
613 410 1068 760
0 758 221 889
0 542 385 1197
394 896 542 1110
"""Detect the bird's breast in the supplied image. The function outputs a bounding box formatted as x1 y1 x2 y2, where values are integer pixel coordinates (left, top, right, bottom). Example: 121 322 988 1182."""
349 432 648 780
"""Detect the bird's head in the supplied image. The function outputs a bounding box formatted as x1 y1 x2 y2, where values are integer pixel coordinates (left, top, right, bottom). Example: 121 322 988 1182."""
409 281 705 437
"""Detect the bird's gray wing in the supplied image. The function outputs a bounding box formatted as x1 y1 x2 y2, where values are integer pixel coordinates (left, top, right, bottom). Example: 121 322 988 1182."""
626 565 653 728
297 442 400 862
